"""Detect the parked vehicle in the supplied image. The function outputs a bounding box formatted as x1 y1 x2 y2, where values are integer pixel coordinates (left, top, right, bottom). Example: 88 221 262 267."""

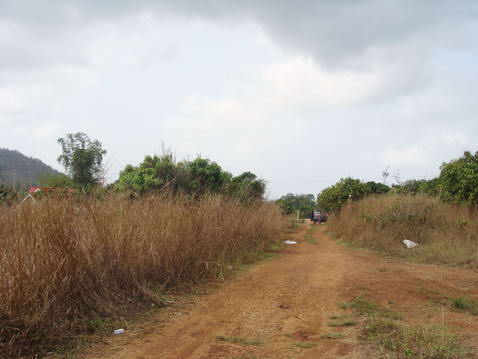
312 211 327 224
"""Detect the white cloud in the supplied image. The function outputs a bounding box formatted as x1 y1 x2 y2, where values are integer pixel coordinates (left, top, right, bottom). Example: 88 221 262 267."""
381 146 429 167
84 13 179 69
163 92 306 161
260 57 383 108
31 122 62 139
438 133 469 146
0 87 23 113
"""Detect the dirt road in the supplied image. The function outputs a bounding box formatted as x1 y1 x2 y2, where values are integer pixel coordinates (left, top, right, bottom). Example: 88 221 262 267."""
81 223 478 358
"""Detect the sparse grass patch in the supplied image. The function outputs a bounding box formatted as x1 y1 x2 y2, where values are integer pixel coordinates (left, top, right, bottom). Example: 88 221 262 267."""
343 295 472 358
293 342 318 349
286 220 301 233
321 333 345 339
338 301 353 310
85 318 108 334
328 319 356 327
363 317 471 359
413 288 478 316
448 296 478 315
304 233 318 245
308 224 319 233
340 296 401 320
303 224 319 244
216 335 263 346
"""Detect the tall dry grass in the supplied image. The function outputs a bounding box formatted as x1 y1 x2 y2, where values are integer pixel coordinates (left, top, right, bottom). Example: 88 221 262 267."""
328 194 478 267
0 194 285 358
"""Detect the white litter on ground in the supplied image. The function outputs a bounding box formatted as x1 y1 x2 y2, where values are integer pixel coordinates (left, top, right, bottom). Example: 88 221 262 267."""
113 329 125 335
402 239 418 249
284 240 297 245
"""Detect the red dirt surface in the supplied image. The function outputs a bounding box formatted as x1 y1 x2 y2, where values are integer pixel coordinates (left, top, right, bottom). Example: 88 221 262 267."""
78 223 478 358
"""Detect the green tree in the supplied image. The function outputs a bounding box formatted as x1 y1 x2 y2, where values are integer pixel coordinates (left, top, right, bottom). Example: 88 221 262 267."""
364 181 390 195
0 184 16 205
439 151 478 206
391 179 427 195
187 158 226 194
116 152 189 195
38 173 75 188
317 177 368 213
419 177 440 196
227 171 266 202
116 153 267 200
276 193 315 216
57 133 106 188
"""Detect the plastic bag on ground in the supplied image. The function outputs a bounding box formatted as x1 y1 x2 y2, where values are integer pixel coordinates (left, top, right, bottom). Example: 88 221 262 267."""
402 239 418 249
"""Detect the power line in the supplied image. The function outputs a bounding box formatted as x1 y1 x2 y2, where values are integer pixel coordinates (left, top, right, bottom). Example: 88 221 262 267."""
268 175 436 183
268 179 337 183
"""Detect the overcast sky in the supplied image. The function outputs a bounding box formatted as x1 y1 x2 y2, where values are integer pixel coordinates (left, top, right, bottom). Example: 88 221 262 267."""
1 1 477 198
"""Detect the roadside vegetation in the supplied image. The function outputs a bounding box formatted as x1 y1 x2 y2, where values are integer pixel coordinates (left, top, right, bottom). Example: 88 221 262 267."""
339 297 471 358
319 150 478 268
275 193 316 217
0 194 285 357
317 150 478 213
328 194 478 268
0 132 288 358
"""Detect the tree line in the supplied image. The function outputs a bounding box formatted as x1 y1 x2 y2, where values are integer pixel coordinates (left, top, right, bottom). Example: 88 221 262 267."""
0 132 266 204
277 150 478 214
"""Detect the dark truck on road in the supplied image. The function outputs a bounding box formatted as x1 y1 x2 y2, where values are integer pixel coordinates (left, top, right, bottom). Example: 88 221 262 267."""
312 211 327 224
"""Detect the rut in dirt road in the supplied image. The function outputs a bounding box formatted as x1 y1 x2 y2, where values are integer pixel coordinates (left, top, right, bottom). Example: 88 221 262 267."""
81 223 478 359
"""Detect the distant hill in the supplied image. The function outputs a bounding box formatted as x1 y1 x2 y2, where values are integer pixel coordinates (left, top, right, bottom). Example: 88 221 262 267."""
0 148 62 187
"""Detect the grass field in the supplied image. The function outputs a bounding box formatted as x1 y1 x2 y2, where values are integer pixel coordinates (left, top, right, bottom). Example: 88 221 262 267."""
0 194 285 358
328 194 478 268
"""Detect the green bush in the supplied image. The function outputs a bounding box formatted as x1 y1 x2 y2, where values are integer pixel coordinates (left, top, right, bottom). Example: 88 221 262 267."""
317 178 389 213
439 151 478 207
0 184 17 205
276 193 315 216
116 152 266 201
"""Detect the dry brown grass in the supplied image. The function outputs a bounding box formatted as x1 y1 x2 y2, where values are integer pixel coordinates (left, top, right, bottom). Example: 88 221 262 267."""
0 194 285 358
328 194 478 267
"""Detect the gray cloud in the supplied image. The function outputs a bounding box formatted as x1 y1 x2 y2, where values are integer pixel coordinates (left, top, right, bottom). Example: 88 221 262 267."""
2 1 478 68
1 1 478 197
2 0 476 105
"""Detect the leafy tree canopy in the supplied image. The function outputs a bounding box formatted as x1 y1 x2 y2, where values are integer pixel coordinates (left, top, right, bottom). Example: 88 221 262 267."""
57 132 106 188
390 179 440 196
0 184 17 205
116 153 266 201
318 177 370 213
188 158 227 194
38 173 75 188
364 181 390 195
420 177 441 196
276 193 315 216
439 150 478 206
391 179 428 195
116 152 190 195
227 171 266 202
